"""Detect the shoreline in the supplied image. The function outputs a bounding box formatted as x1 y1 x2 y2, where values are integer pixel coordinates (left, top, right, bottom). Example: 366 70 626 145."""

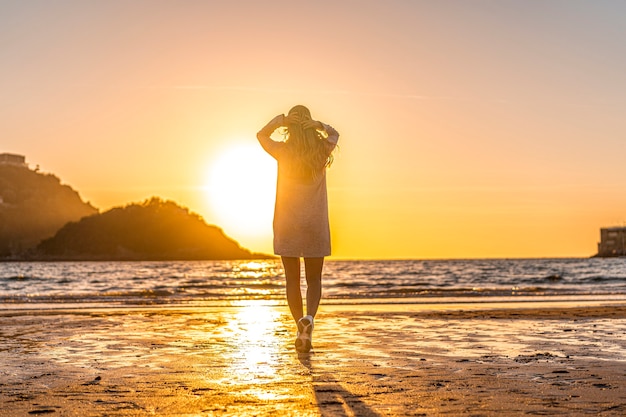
2 296 626 313
2 301 625 415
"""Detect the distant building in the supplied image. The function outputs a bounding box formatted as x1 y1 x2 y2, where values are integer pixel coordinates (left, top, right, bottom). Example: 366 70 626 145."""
0 153 26 167
597 227 626 257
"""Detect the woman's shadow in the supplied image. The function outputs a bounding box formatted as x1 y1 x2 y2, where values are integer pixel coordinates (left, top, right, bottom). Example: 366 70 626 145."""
298 353 382 417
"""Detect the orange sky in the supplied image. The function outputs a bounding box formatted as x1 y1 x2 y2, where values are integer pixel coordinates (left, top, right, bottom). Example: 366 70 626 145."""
3 1 626 259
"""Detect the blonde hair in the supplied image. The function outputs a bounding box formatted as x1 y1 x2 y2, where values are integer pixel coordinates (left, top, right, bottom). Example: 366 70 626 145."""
283 105 334 182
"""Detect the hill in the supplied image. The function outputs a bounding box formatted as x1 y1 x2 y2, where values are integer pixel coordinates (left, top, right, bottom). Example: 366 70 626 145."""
34 197 269 261
0 163 97 257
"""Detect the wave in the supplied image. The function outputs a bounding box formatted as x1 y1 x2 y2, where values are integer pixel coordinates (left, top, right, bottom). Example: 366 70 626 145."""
2 258 626 307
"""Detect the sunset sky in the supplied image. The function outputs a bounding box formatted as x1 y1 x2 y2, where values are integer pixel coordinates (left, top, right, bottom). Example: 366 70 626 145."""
3 1 626 259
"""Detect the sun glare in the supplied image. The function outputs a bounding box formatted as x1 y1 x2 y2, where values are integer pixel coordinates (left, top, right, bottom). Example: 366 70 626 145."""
223 303 283 390
206 143 276 238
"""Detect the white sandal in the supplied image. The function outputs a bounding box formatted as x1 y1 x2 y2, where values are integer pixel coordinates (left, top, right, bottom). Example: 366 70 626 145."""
295 315 314 353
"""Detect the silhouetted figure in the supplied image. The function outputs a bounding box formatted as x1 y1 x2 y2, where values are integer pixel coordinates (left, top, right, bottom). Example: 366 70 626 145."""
257 105 339 353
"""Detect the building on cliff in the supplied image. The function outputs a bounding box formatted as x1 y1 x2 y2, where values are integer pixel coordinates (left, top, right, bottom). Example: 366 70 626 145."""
0 153 26 167
597 227 626 257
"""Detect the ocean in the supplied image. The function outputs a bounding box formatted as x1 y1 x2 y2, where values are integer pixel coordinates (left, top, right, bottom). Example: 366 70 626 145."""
2 258 626 309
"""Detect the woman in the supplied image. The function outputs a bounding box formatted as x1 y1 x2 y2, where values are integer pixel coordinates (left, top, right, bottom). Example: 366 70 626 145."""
257 105 339 353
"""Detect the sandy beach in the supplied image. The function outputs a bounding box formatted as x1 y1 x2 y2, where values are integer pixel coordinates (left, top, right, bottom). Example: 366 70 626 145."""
1 301 626 416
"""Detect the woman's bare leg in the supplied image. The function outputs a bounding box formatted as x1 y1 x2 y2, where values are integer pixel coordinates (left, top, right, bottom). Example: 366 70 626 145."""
281 256 303 322
304 257 324 318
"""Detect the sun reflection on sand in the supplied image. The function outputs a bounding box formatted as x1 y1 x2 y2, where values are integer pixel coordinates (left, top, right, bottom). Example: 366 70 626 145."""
223 302 284 392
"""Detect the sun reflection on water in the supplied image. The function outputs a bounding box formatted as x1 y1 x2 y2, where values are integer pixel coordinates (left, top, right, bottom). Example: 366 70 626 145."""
232 260 279 279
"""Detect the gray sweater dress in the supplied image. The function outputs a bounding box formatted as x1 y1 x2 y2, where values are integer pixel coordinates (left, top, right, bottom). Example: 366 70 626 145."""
257 115 339 257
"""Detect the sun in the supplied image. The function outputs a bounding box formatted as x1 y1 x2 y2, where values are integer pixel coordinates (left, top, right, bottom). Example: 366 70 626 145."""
206 143 276 239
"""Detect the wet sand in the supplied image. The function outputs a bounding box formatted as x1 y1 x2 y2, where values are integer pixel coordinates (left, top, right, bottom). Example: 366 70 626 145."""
1 302 626 416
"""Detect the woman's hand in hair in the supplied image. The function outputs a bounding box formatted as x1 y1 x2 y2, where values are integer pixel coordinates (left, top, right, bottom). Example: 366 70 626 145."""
301 119 324 131
283 113 301 125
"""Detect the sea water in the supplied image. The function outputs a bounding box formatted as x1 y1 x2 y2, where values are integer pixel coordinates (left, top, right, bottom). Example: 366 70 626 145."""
1 258 626 308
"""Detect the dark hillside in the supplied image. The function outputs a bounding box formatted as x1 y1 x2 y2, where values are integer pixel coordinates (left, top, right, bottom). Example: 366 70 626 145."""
35 197 268 260
0 164 97 257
